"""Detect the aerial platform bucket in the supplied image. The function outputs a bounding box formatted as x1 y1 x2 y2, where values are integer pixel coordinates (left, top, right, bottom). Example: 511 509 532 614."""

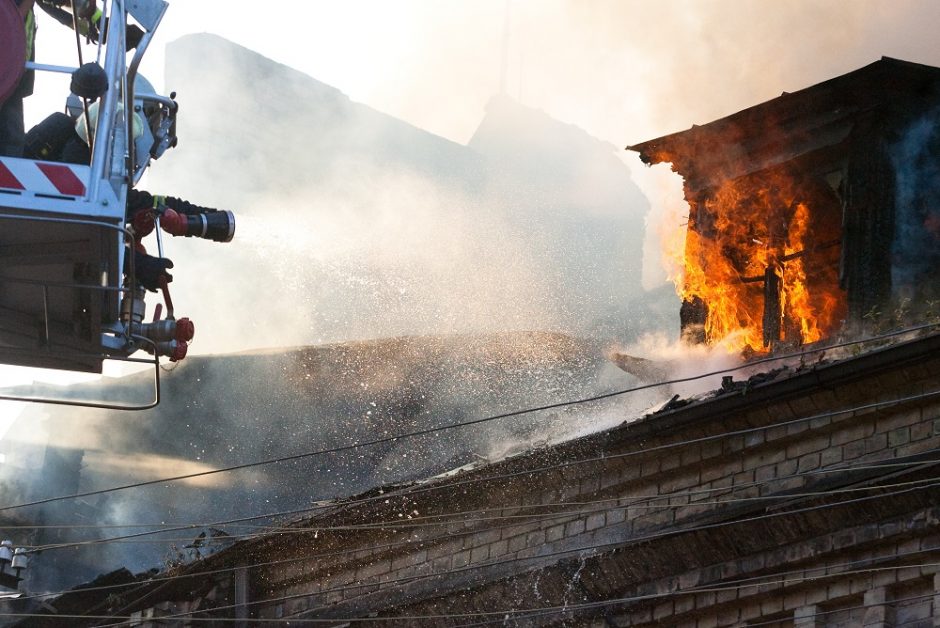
0 0 171 409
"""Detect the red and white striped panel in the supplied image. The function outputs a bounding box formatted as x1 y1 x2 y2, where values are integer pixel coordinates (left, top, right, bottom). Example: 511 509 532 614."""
0 157 88 197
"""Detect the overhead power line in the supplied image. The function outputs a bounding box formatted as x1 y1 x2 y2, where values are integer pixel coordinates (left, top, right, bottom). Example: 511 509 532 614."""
1 584 933 625
457 587 939 628
94 562 940 627
9 458 939 613
107 480 940 623
25 473 940 553
2 322 935 516
8 455 935 537
14 388 940 555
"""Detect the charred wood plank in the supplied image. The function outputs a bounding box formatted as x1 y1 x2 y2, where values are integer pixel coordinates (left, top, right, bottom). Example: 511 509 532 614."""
680 296 707 344
762 265 782 348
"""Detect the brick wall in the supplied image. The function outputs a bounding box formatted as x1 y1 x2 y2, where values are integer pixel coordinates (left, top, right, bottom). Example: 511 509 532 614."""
128 332 940 626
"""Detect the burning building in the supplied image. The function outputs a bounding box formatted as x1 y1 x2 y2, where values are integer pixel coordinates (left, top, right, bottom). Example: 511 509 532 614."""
630 57 940 353
8 56 940 628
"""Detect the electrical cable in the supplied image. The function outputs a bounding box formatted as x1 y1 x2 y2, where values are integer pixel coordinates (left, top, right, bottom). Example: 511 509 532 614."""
15 386 940 553
90 561 940 627
24 473 940 552
10 378 938 553
105 480 940 622
4 324 936 620
743 591 937 628
19 540 939 625
457 588 939 628
19 529 914 621
10 458 939 613
678 545 939 594
363 389 940 511
461 577 940 626
1 322 934 516
2 451 935 533
9 398 940 624
14 391 940 547
8 455 937 535
2 582 933 626
15 473 940 624
259 481 940 619
18 488 940 619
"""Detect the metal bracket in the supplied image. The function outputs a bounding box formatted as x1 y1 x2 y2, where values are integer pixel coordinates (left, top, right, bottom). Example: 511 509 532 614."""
126 0 167 32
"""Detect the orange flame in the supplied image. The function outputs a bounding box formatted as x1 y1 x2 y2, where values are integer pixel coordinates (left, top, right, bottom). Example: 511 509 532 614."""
668 169 846 353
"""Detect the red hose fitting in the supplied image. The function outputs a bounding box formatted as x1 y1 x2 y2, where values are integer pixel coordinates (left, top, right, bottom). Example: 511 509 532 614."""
175 317 195 342
144 338 188 362
159 208 188 236
136 316 195 344
169 340 188 362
